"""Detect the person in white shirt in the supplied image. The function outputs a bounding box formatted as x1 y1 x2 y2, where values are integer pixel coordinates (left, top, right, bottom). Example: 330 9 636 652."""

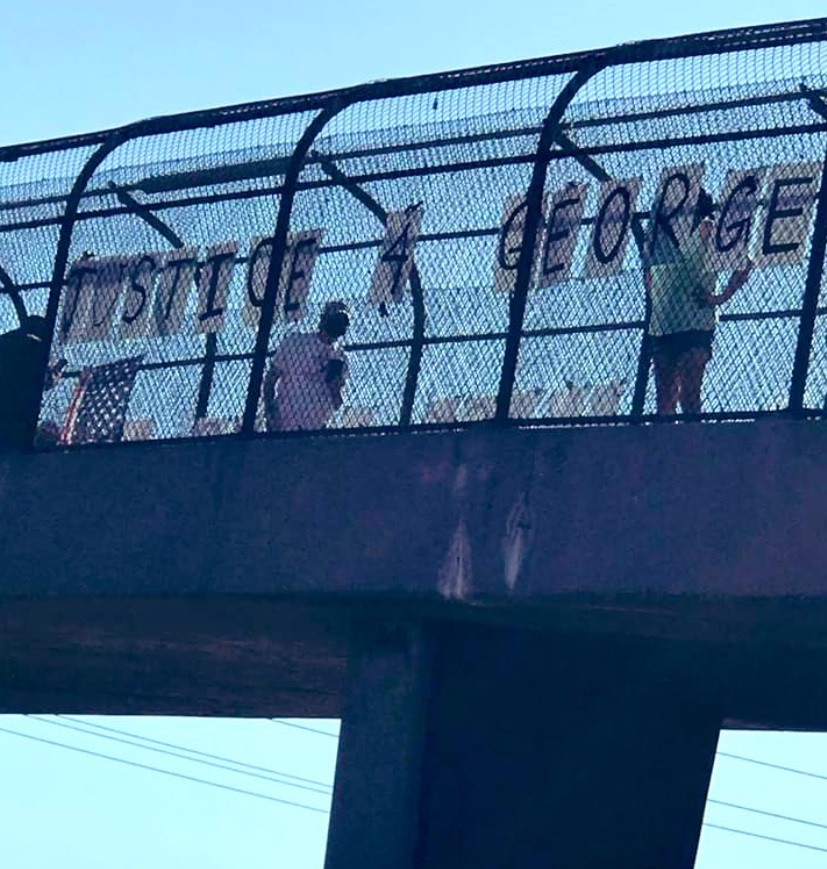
263 300 350 431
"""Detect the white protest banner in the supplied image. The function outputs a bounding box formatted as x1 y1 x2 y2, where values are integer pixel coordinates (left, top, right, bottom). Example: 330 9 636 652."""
369 204 422 306
751 161 823 268
278 229 324 323
537 182 588 287
243 235 274 329
119 252 165 339
195 240 239 334
494 193 547 293
708 169 766 271
150 247 199 337
244 231 324 326
647 163 706 265
585 178 641 280
58 256 98 344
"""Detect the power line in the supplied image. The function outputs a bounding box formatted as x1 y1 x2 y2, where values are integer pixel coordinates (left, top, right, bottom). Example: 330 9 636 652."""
29 715 332 794
718 751 827 784
59 715 333 788
271 719 339 739
708 799 827 832
703 823 827 854
8 725 827 847
0 724 328 814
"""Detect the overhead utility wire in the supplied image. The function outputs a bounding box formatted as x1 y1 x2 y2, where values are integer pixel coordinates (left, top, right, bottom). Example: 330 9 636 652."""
703 823 827 854
54 715 333 790
708 798 827 831
718 751 827 783
0 724 328 814
270 719 339 738
28 716 330 796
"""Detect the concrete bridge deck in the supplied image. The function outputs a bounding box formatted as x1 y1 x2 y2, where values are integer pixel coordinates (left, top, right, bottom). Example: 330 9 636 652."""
3 417 826 730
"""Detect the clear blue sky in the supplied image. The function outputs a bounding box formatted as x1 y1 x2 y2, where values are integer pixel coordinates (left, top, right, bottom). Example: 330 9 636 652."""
4 0 827 147
0 715 340 868
4 1 827 867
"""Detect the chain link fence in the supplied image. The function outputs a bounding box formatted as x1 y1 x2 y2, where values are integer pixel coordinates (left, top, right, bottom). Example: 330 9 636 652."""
1 18 827 447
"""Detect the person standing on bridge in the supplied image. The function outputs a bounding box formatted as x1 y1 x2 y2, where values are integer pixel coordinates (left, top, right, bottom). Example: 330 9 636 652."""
0 314 66 449
263 300 351 432
644 190 751 415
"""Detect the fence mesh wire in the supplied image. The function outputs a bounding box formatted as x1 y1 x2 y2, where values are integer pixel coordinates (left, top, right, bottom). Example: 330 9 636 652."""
0 18 826 447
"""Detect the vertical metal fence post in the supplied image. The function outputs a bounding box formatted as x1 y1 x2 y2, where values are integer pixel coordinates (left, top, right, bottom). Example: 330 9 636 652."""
28 129 130 450
553 132 651 418
195 333 218 420
400 269 427 427
630 278 653 419
241 97 352 435
788 151 827 413
495 62 607 423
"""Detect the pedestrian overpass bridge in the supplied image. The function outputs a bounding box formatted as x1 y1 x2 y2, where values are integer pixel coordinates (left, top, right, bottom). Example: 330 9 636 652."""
3 18 827 867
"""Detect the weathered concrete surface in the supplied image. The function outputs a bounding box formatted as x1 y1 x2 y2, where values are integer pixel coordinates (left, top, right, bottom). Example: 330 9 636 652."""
0 597 349 716
2 418 827 600
325 623 827 869
2 418 827 718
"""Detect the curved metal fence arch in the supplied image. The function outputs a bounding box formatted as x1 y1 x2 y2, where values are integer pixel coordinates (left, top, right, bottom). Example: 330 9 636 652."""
32 99 337 443
0 16 825 448
495 61 609 421
241 97 352 434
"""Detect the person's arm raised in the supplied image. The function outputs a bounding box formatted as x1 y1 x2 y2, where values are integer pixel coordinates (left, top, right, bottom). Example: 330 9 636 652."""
701 261 752 307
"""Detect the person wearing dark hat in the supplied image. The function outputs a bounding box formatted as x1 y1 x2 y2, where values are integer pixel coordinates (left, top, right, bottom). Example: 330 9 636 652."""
0 314 65 449
263 300 351 431
644 190 751 415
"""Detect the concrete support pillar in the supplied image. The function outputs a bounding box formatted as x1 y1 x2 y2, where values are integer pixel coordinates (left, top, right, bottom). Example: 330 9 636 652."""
327 621 721 869
417 625 721 868
324 622 432 869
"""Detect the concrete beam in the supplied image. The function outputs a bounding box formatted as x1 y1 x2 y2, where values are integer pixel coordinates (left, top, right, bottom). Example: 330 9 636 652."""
2 419 827 720
2 419 827 604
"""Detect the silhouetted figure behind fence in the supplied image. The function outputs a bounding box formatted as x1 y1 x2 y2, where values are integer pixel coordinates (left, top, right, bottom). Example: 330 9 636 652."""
0 315 61 449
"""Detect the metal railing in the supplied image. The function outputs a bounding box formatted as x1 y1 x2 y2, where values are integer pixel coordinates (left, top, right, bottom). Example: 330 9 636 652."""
1 17 827 447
